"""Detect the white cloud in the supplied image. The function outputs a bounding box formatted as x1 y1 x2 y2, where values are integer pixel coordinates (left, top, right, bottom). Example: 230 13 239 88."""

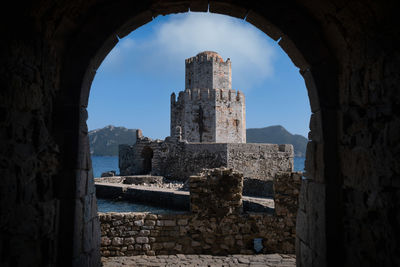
101 12 277 90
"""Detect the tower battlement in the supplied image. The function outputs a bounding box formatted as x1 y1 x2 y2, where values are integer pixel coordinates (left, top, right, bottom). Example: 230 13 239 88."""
185 51 230 64
171 88 244 105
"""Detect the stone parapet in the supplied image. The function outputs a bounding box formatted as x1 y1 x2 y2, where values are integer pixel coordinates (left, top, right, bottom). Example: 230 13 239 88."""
99 170 302 257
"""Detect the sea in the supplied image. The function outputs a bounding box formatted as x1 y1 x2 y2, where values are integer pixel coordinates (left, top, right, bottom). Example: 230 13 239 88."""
91 156 306 178
92 156 306 212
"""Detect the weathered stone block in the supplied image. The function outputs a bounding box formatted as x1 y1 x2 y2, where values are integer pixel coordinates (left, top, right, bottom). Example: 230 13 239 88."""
101 237 111 246
111 237 123 246
124 237 135 245
134 220 144 226
135 237 149 244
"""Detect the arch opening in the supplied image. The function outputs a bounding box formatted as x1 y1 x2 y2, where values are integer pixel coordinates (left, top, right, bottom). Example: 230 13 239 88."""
59 2 340 266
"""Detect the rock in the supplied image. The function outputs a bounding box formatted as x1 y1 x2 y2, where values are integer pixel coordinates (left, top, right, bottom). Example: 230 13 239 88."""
136 237 149 244
111 237 123 246
124 237 135 245
101 237 111 246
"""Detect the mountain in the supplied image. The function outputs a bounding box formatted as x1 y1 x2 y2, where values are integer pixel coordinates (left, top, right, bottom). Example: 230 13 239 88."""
89 125 137 156
246 125 308 157
89 125 307 157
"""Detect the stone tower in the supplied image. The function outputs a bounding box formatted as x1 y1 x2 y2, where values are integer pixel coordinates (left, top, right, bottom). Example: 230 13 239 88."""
171 51 246 143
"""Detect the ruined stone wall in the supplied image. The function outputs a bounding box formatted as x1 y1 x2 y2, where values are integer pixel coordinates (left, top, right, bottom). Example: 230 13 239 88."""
227 143 294 181
190 168 244 217
119 138 162 176
120 141 293 184
152 142 228 181
99 170 301 257
119 144 137 175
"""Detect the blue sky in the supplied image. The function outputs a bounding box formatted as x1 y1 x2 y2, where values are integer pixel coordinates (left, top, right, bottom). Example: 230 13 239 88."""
88 12 311 139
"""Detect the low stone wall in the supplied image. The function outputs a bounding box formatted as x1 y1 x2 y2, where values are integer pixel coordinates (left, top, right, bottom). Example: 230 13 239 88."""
100 212 287 256
99 170 302 257
153 142 229 181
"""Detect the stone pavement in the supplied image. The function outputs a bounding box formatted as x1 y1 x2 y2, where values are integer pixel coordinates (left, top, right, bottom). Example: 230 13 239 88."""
102 254 296 266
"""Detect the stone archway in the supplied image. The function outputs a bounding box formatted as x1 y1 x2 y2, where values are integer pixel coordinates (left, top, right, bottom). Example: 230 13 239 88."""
61 2 337 265
1 1 399 267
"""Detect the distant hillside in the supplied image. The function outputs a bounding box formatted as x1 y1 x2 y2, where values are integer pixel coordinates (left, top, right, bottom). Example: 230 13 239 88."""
246 125 308 157
89 125 137 156
89 125 307 157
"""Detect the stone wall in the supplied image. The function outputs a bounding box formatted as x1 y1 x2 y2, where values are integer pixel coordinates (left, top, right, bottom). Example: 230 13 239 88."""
119 140 293 186
227 143 293 181
99 169 302 257
153 142 229 181
119 138 163 176
120 139 229 180
190 168 244 217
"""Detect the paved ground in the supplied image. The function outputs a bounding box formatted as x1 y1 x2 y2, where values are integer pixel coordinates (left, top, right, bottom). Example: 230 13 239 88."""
102 254 296 266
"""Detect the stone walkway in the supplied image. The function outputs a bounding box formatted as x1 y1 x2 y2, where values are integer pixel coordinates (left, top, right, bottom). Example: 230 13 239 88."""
102 254 295 266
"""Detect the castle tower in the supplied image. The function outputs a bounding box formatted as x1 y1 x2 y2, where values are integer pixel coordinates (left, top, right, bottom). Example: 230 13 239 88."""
171 51 246 143
185 51 231 90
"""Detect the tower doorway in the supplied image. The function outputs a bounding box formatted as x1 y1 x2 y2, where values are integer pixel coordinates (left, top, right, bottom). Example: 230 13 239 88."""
141 146 153 174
